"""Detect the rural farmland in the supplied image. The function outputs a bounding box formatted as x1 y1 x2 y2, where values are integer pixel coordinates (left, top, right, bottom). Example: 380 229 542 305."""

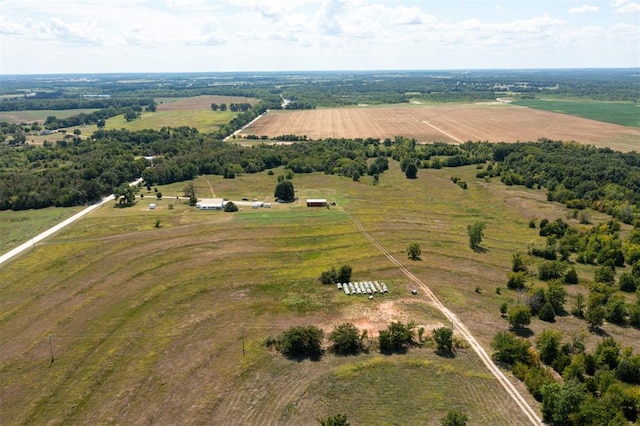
241 105 640 151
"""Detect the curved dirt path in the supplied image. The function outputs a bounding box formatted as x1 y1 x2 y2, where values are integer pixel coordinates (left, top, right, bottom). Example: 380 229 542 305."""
351 217 543 426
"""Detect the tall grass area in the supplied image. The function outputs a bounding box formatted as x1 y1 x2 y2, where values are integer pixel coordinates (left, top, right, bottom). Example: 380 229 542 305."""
0 206 83 254
513 99 640 127
2 163 637 424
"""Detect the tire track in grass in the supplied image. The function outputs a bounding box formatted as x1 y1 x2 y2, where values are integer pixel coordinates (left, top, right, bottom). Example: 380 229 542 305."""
351 217 543 426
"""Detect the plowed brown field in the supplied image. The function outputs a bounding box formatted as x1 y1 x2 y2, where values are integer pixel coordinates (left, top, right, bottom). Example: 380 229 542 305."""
241 105 640 151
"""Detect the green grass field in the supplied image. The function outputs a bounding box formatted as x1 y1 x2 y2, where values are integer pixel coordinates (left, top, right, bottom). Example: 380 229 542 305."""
0 109 99 123
513 99 640 128
1 163 638 424
104 110 238 132
0 206 84 254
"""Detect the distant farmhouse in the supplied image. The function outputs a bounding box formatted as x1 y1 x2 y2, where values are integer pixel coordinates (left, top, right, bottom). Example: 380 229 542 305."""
306 199 327 207
197 198 225 210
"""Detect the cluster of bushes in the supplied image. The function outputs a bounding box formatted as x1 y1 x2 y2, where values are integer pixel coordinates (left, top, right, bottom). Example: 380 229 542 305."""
265 321 459 360
318 265 352 285
492 330 640 425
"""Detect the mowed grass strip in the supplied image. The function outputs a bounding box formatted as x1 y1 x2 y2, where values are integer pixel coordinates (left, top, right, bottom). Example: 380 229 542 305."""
2 161 638 424
514 99 640 128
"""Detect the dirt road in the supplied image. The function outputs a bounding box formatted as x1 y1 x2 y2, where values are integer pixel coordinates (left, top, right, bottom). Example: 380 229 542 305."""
352 217 543 426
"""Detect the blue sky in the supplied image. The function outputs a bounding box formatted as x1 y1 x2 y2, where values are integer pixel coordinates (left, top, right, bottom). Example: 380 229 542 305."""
0 0 638 74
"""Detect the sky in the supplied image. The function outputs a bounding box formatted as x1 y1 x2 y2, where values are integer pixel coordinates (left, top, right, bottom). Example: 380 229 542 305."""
0 0 638 74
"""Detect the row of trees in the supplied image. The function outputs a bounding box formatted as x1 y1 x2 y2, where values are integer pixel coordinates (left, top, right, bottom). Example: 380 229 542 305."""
267 321 456 359
210 102 251 112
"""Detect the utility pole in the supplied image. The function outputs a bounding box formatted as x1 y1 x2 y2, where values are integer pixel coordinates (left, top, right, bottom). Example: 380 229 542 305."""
48 335 54 365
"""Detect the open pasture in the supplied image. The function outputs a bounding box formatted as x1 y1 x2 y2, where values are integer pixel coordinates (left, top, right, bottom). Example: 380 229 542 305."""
242 104 640 151
156 95 258 111
2 164 638 424
0 109 98 124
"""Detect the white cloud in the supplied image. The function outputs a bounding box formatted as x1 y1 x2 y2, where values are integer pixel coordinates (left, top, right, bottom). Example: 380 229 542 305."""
610 0 640 13
569 4 599 14
185 21 227 45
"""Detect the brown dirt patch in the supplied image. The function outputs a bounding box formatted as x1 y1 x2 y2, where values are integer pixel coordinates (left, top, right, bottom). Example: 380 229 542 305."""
242 105 640 150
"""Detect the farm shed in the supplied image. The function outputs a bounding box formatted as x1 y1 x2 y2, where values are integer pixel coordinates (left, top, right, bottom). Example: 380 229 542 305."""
306 199 327 207
197 198 225 210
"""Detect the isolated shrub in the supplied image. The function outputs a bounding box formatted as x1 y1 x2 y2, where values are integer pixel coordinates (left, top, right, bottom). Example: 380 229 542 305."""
278 326 323 359
547 280 567 314
317 413 349 426
407 242 422 260
378 321 415 353
224 201 238 212
629 305 640 328
536 329 562 365
432 327 454 354
619 273 638 292
156 192 162 199
595 265 616 284
467 221 486 251
512 253 527 273
538 302 556 322
605 295 627 325
507 271 527 290
440 410 467 426
564 267 579 284
585 305 606 330
527 288 546 315
328 323 365 356
508 305 532 329
538 261 566 281
500 302 508 317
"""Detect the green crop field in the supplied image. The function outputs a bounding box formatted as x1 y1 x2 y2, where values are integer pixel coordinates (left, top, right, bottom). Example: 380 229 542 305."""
1 163 638 424
513 99 640 128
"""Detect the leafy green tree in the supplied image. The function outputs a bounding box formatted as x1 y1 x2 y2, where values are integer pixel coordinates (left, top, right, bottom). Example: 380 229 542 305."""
506 271 526 290
490 330 534 366
605 295 627 325
156 191 162 199
585 305 605 330
507 305 531 329
407 242 422 260
571 293 585 318
467 221 486 251
512 253 527 272
114 183 136 206
328 323 365 356
279 326 324 359
538 261 567 281
595 265 616 284
224 201 238 212
432 327 454 354
595 337 620 370
618 272 637 292
547 280 567 314
378 321 415 353
538 302 556 322
405 162 418 179
540 380 586 425
274 179 295 202
564 267 579 284
319 267 338 285
536 329 562 365
337 265 352 283
317 413 349 426
183 182 197 206
440 410 468 426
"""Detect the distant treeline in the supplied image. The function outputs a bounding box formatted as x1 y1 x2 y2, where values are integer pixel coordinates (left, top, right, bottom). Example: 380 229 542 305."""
0 98 156 112
3 125 640 218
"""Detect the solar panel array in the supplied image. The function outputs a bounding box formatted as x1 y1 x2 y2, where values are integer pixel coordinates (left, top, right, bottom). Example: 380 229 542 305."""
337 281 388 296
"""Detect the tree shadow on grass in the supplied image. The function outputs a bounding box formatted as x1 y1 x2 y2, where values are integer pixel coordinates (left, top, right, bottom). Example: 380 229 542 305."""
285 352 324 362
472 245 488 253
435 349 456 359
511 327 534 338
590 327 610 337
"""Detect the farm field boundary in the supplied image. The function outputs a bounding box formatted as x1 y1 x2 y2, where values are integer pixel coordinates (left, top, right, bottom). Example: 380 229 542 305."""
240 104 640 151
